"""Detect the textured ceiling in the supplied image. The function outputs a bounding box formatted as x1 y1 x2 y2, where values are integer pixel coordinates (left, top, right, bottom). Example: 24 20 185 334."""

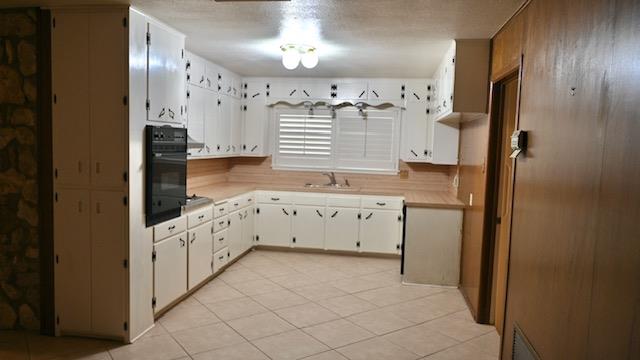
3 0 524 77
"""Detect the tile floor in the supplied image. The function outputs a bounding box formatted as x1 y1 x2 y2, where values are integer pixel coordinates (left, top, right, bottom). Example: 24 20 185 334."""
0 250 499 360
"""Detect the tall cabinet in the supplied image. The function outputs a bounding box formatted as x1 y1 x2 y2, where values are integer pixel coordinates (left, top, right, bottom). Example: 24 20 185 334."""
52 6 185 342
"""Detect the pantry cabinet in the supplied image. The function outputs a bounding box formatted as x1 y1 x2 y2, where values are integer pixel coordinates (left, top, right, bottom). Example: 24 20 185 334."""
325 207 361 252
153 232 188 312
147 21 185 124
292 206 326 249
256 204 292 247
187 222 213 290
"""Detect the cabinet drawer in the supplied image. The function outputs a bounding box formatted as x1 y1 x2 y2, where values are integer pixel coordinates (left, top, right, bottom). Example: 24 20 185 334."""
154 216 187 242
294 194 326 206
242 192 255 207
187 206 213 229
361 196 404 210
326 195 361 208
228 196 243 212
213 229 228 252
213 248 228 273
257 191 293 204
213 215 229 232
214 202 228 218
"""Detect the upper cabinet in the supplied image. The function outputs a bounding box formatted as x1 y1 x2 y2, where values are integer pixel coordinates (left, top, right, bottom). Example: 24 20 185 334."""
186 52 206 88
298 80 333 100
433 40 490 123
147 21 185 124
368 80 404 101
334 81 369 100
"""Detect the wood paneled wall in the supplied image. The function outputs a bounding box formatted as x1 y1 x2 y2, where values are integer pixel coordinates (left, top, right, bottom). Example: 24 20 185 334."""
494 0 640 358
187 157 456 194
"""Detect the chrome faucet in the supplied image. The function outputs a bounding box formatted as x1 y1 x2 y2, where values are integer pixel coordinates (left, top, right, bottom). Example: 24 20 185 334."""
322 172 337 186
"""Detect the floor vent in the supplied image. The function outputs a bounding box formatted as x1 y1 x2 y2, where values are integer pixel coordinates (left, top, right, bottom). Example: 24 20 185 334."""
513 324 540 360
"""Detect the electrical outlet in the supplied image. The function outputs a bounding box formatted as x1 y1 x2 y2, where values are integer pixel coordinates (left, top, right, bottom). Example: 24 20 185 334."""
469 193 474 206
399 170 409 179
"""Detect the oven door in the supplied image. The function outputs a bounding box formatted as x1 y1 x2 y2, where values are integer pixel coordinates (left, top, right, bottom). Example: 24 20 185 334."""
146 151 187 226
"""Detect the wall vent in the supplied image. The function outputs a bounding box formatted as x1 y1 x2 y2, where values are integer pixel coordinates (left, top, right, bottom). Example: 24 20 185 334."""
513 324 540 360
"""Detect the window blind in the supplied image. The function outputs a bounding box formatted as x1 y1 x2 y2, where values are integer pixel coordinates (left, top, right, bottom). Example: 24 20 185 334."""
274 109 333 169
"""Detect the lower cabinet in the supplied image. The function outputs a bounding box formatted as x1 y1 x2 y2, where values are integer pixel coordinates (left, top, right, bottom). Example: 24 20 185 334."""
256 204 292 247
187 222 213 290
153 232 187 312
292 205 325 249
325 207 361 252
213 248 228 273
228 209 243 261
242 207 255 251
359 209 403 254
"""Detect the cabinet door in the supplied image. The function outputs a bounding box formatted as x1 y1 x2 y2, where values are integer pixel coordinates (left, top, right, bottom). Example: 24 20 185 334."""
188 222 213 290
90 190 126 335
430 121 460 165
147 21 185 123
368 80 404 101
187 85 206 156
186 53 206 88
54 189 91 333
89 12 126 189
204 90 219 155
216 94 231 155
230 97 243 154
298 80 332 99
335 81 368 100
219 71 233 97
256 204 291 247
243 99 268 156
269 80 300 99
204 62 219 92
402 102 429 161
360 209 402 254
52 12 90 186
242 207 255 251
292 206 325 249
154 232 188 312
228 210 244 261
325 207 360 252
405 80 431 103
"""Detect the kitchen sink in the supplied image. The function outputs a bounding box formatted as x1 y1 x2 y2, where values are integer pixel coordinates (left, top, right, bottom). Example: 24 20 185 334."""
304 183 358 191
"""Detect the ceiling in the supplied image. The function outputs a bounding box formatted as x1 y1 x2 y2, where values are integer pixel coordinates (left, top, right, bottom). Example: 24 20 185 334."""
3 0 524 78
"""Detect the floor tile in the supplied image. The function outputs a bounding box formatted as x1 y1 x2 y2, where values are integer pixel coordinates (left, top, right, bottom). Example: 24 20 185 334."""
332 276 392 294
291 283 348 301
191 341 269 360
193 282 245 304
336 337 420 360
302 350 349 360
347 308 415 335
354 284 444 307
28 334 115 360
109 334 187 360
204 296 269 321
171 322 245 355
420 311 495 342
252 329 329 360
275 302 341 328
158 302 221 332
303 319 374 348
252 289 310 310
231 278 284 296
422 341 498 360
138 322 168 340
270 273 321 289
382 324 459 356
217 267 264 284
227 312 295 340
301 268 351 282
383 296 459 324
316 294 377 317
420 290 468 314
462 330 500 357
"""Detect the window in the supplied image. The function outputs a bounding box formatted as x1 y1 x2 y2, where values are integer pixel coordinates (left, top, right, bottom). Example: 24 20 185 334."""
273 107 400 173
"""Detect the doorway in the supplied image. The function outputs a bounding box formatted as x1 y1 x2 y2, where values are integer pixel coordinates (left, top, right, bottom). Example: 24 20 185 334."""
485 71 520 335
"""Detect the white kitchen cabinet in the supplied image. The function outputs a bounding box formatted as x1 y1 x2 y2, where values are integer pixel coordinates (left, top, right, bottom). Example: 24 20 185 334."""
242 207 255 251
230 96 243 154
325 207 361 252
203 90 219 155
402 101 431 162
214 229 228 253
153 232 187 313
359 209 402 254
219 70 239 98
429 121 460 165
368 80 404 101
298 80 333 99
205 62 219 92
292 206 325 249
213 248 229 273
147 21 185 124
187 84 206 156
404 79 432 103
187 222 213 290
268 80 300 100
186 52 206 88
227 209 244 261
334 81 368 100
256 204 292 247
215 94 231 155
242 81 269 156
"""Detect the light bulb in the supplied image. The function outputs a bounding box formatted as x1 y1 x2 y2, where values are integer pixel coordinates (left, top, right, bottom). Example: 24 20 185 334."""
282 46 301 70
301 49 319 69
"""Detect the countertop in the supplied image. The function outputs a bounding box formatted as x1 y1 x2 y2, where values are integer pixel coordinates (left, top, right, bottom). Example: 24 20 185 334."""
191 183 464 209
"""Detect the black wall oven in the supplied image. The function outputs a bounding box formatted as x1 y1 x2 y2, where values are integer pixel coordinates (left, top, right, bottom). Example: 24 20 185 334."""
145 125 187 226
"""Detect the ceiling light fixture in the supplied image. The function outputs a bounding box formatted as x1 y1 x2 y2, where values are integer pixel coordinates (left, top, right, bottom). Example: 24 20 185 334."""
280 44 318 70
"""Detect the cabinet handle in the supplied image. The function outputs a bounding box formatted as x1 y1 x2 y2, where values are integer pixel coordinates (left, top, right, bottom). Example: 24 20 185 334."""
376 202 386 206
410 150 418 157
293 210 297 216
219 237 224 242
289 89 297 96
218 255 224 260
271 197 280 201
252 92 260 98
198 214 205 220
331 211 338 218
303 90 310 97
168 225 176 231
372 90 379 98
218 221 225 226
158 108 165 118
413 92 420 100
179 239 185 247
200 75 205 84
251 145 258 152
365 212 373 220
316 210 323 218
282 209 289 216
191 234 196 243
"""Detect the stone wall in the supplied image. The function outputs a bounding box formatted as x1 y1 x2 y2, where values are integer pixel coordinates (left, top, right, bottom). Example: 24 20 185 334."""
0 8 40 330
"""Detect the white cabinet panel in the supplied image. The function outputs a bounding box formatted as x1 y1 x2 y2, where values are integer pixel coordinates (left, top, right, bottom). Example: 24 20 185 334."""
186 52 206 88
298 80 332 99
242 81 269 156
230 96 243 154
187 84 206 156
335 81 368 100
404 79 432 103
188 222 213 290
154 232 187 312
187 206 213 229
430 121 460 165
292 206 325 249
268 80 300 100
213 248 228 273
147 21 185 123
214 229 228 253
325 207 360 252
368 80 404 101
54 189 91 333
214 215 229 232
204 90 219 155
216 94 232 155
205 62 220 92
256 204 292 247
402 102 429 162
153 215 187 242
242 207 255 251
90 190 126 336
227 210 243 261
360 209 402 254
